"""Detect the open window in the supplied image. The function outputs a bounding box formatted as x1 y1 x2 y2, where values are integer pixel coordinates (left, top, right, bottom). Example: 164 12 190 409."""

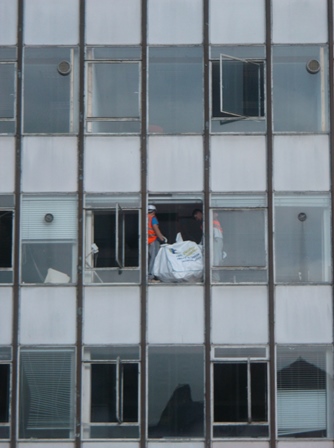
0 195 14 283
0 47 16 134
211 194 267 283
277 345 332 438
86 47 141 134
0 347 11 439
82 346 140 439
19 348 75 439
211 47 266 132
84 194 140 284
21 195 77 284
213 346 269 438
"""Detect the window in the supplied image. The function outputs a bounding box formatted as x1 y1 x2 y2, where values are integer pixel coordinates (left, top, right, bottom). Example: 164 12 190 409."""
0 347 11 439
0 195 14 283
148 194 203 283
148 346 204 438
273 45 329 133
148 46 203 134
277 346 332 438
19 348 75 439
211 194 267 283
0 47 16 134
21 195 77 284
211 46 266 133
84 194 140 284
82 346 140 439
23 47 79 133
86 47 141 134
213 346 268 438
274 194 331 283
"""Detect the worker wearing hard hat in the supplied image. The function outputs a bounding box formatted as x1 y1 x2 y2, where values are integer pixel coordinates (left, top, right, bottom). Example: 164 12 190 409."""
148 204 167 281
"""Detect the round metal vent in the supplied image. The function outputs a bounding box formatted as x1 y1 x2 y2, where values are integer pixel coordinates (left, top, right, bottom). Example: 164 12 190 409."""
57 60 71 76
306 59 320 74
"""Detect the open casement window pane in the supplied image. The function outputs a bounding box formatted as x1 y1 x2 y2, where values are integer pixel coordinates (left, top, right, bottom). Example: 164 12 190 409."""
0 364 10 439
19 349 75 439
85 203 140 284
21 196 77 284
85 346 140 439
213 362 268 438
148 346 204 438
0 210 13 283
274 194 331 283
277 346 332 438
219 55 264 119
23 47 79 133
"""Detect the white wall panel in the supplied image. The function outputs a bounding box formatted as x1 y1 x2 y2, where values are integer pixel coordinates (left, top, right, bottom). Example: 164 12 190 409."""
277 442 333 448
274 135 330 191
148 136 203 192
22 137 78 192
272 0 328 43
0 0 17 45
83 444 139 448
85 0 141 45
148 0 202 44
19 287 76 344
18 444 74 448
213 443 269 448
210 136 266 192
149 444 204 448
83 287 140 344
0 288 12 344
85 137 140 193
275 286 332 343
210 0 265 44
148 286 204 344
23 0 79 44
212 286 268 344
0 138 15 193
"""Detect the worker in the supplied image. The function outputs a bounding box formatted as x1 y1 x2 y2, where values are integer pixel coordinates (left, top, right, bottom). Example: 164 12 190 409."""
148 204 167 281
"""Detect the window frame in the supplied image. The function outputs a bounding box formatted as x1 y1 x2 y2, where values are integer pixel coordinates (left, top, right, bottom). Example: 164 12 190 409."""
212 346 269 439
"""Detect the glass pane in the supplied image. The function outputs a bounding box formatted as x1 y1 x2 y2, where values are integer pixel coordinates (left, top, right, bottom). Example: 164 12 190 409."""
214 363 248 423
0 64 15 118
277 345 331 438
88 63 139 118
91 364 117 422
149 46 203 134
0 364 9 423
148 346 204 438
0 211 13 268
23 47 79 133
19 349 75 439
273 45 329 132
250 363 267 421
122 364 139 422
21 196 77 284
274 194 331 283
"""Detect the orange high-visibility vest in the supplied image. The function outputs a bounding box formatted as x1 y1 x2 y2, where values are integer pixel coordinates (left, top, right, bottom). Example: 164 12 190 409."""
213 219 223 235
148 213 157 244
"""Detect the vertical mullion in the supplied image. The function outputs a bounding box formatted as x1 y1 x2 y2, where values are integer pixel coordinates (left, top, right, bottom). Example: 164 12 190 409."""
75 0 86 446
11 0 23 445
203 0 211 447
265 0 276 447
140 0 148 447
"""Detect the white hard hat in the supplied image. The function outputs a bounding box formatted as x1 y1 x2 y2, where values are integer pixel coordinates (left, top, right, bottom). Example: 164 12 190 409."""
148 204 156 212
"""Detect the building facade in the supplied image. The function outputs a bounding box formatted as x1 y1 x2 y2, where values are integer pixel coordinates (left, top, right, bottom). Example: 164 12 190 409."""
0 0 334 447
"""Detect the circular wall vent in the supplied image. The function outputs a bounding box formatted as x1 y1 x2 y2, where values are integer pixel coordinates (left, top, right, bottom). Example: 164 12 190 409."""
306 59 320 74
57 60 71 76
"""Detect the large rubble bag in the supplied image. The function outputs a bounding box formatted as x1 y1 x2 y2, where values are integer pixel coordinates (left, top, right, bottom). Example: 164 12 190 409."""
153 240 203 283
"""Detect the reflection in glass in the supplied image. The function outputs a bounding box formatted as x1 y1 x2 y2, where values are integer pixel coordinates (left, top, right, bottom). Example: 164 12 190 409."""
273 46 329 132
277 346 332 438
149 47 203 134
0 62 16 133
23 47 79 133
148 346 204 438
274 194 331 283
